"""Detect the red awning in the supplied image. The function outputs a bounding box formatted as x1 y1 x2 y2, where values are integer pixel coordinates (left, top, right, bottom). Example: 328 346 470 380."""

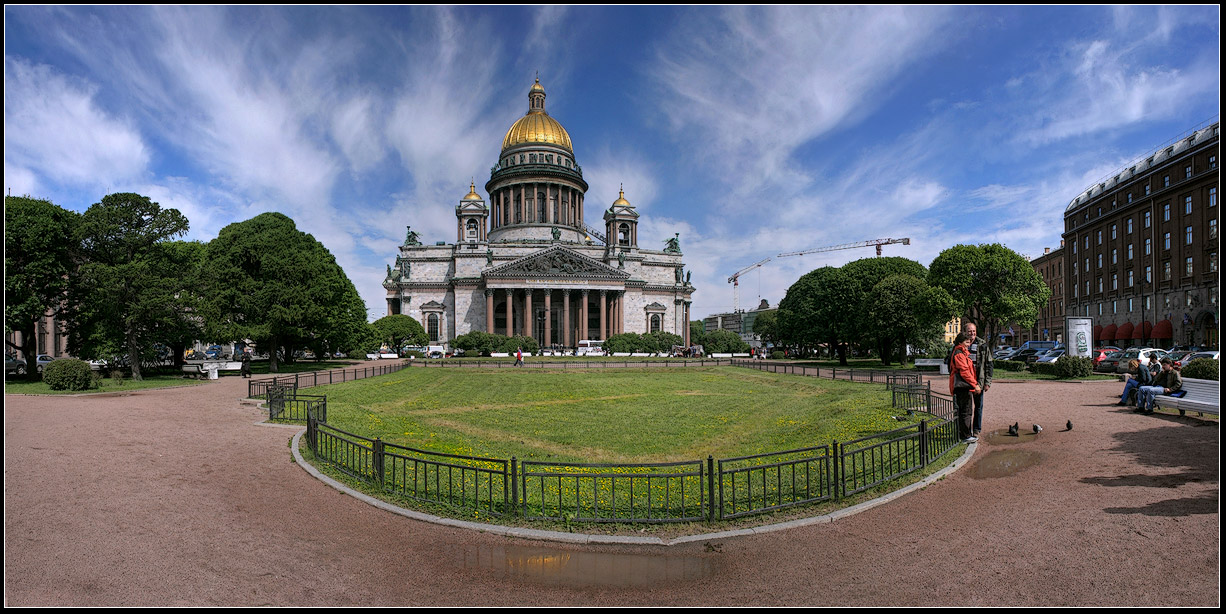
1138 321 1153 338
1093 325 1104 340
1102 324 1118 342
1150 319 1173 339
1115 322 1134 340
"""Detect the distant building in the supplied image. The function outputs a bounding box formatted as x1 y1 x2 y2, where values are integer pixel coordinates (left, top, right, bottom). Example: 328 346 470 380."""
704 299 774 347
1061 121 1218 349
1015 244 1066 345
941 317 963 345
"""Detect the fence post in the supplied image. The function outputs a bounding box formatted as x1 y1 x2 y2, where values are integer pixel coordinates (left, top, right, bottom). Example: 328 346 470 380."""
707 455 716 522
372 438 384 486
306 415 316 452
831 441 840 499
510 456 518 517
919 420 929 466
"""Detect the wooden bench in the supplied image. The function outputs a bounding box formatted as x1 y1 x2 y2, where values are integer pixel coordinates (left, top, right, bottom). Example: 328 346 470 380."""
914 358 948 374
1155 377 1219 416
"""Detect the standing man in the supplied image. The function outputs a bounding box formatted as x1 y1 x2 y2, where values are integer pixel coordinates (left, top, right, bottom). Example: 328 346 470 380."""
962 321 993 436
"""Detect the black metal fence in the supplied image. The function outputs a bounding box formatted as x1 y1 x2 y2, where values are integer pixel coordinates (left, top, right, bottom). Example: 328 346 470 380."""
267 385 327 422
413 358 736 369
248 361 411 398
292 364 964 524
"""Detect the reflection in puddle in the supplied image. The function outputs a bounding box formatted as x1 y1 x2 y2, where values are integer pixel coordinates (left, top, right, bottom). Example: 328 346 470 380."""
981 428 1033 445
458 544 717 587
968 449 1042 479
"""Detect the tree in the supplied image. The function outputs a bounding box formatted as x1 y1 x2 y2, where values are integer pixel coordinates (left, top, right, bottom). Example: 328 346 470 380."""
65 193 190 381
703 329 750 354
4 196 79 381
928 244 1051 351
777 266 858 364
751 309 778 347
842 257 929 361
372 315 428 353
862 274 956 364
689 320 707 347
202 212 368 372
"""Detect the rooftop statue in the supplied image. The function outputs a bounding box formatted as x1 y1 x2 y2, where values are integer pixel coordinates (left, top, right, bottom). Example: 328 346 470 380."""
405 225 421 246
664 233 681 254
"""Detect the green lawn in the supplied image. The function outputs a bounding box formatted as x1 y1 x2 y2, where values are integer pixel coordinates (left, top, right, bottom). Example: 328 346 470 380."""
319 366 916 464
3 373 204 395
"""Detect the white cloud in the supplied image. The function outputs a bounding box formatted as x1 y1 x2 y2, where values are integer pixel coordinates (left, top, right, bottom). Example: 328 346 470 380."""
3 57 149 190
584 149 660 213
331 95 386 174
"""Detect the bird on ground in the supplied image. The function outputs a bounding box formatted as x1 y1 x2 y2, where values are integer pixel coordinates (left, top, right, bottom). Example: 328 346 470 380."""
1066 420 1073 431
1008 422 1019 436
1033 424 1043 434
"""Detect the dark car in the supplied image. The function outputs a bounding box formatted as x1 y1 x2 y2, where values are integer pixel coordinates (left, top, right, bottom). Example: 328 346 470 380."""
1095 351 1125 373
5 354 27 376
1092 346 1122 367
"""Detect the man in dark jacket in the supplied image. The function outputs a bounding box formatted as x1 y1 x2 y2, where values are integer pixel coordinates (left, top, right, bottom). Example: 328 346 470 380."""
1136 358 1183 414
962 322 993 436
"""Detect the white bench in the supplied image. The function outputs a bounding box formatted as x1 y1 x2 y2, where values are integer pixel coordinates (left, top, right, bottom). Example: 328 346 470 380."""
914 358 948 374
181 361 243 379
1155 378 1219 416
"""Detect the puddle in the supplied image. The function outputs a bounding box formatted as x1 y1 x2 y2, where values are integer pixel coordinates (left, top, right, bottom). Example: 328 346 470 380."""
968 449 1042 479
981 428 1041 445
457 544 718 588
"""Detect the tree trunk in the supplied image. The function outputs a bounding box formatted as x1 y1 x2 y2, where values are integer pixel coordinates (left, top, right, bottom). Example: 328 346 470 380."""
128 332 143 381
269 335 280 373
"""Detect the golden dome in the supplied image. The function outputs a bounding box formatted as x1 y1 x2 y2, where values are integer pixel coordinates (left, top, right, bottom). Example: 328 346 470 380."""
612 186 630 207
462 181 482 200
501 79 574 154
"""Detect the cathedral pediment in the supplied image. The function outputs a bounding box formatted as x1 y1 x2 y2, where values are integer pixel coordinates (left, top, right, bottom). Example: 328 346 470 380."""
484 246 628 281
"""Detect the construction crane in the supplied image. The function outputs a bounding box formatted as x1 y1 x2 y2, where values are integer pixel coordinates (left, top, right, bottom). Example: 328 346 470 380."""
777 237 911 259
727 257 771 313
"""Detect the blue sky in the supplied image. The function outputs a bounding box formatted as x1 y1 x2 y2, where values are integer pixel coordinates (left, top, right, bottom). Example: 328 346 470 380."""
4 6 1220 321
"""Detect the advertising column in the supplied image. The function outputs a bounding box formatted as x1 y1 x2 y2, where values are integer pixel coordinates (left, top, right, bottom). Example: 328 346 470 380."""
1066 317 1093 358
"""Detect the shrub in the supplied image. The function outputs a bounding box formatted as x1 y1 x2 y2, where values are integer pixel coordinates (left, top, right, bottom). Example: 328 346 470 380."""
993 360 1027 372
1031 361 1058 376
771 350 786 360
42 359 96 391
1053 355 1094 378
110 369 126 386
1182 358 1219 381
498 335 538 355
452 331 507 357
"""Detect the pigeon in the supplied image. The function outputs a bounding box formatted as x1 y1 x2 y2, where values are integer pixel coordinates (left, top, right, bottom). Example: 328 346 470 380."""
1066 420 1073 431
1033 423 1043 434
1008 422 1019 436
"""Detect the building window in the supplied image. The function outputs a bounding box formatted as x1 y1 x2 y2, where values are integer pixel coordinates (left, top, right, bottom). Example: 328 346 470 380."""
1145 265 1152 283
1144 238 1152 255
1163 175 1170 188
1097 230 1102 245
1111 248 1117 264
1128 298 1134 313
1097 277 1103 292
1210 155 1217 169
1111 273 1117 290
1210 187 1217 208
1097 254 1102 269
1097 303 1103 316
1145 184 1151 196
1185 257 1193 276
1184 196 1193 215
1085 280 1090 294
1163 203 1170 221
1084 236 1090 249
650 314 661 333
1127 270 1134 287
1112 300 1117 314
1163 261 1171 280
1210 252 1218 273
1127 244 1134 260
1097 207 1102 217
1084 258 1090 272
1186 165 1193 179
1211 219 1218 240
1144 211 1151 228
1111 224 1117 239
1163 233 1170 250
427 313 440 342
1186 226 1193 245
1144 296 1151 310
1126 218 1133 234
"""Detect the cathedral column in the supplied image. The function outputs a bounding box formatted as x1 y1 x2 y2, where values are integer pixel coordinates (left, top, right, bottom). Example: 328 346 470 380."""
599 290 607 341
486 290 494 333
505 289 514 337
618 292 625 335
525 290 533 341
544 290 552 348
563 290 571 347
519 185 526 224
683 301 691 347
581 290 590 341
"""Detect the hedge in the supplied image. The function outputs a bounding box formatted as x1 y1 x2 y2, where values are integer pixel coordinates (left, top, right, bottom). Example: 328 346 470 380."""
1182 358 1219 381
42 358 96 391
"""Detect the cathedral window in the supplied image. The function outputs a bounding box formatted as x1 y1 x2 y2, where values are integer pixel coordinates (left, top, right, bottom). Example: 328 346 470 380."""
427 314 440 342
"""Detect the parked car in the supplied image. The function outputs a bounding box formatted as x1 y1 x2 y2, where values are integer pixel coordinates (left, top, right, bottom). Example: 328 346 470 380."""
1092 346 1122 367
1177 351 1219 368
1010 348 1043 364
1114 348 1168 373
35 354 56 373
5 354 27 376
1095 351 1125 373
1035 349 1066 364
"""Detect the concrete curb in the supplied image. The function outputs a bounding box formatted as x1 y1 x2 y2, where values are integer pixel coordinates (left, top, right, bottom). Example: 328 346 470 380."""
289 428 977 547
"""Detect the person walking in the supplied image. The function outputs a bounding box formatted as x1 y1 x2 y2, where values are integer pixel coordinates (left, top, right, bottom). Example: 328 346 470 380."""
949 332 981 443
240 350 252 379
961 322 993 437
514 347 524 367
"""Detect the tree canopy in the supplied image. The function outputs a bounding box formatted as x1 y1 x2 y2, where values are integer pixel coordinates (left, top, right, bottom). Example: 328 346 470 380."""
4 196 79 380
777 266 859 363
64 193 190 380
928 244 1051 349
372 315 428 353
202 212 368 372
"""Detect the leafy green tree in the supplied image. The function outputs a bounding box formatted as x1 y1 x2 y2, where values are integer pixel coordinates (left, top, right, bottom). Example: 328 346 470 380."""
777 266 858 364
148 241 207 367
703 329 750 353
646 330 683 352
842 257 928 360
862 274 955 364
4 196 79 381
751 309 778 347
928 244 1051 351
202 212 368 372
689 320 707 347
453 331 508 357
64 193 190 381
372 314 428 354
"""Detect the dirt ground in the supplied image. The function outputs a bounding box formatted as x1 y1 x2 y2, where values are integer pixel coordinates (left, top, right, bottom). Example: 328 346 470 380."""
3 373 1219 606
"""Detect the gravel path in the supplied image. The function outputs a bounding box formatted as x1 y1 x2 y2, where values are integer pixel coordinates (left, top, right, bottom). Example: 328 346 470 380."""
3 373 1218 606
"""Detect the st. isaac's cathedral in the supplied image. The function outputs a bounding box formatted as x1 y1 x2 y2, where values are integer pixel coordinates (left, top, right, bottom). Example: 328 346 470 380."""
383 79 695 349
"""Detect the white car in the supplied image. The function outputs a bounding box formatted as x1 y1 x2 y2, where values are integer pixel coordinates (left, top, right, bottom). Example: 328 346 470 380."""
1177 351 1219 368
35 355 56 373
